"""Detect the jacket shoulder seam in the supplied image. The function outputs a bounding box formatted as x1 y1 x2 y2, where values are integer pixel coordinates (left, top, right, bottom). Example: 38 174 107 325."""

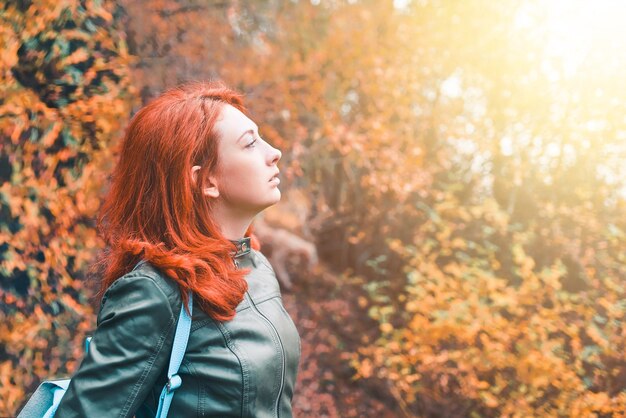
131 266 181 300
100 271 180 316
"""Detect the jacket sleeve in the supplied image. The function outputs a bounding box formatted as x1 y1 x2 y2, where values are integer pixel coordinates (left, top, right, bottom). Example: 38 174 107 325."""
55 272 181 418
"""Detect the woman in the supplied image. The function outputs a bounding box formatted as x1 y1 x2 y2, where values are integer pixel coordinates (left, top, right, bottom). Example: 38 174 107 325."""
55 81 301 417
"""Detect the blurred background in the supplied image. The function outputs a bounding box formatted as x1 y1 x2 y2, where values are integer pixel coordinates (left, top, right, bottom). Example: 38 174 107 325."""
1 0 625 416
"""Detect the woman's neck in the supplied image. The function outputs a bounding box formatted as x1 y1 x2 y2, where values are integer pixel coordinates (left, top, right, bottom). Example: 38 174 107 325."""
210 203 255 241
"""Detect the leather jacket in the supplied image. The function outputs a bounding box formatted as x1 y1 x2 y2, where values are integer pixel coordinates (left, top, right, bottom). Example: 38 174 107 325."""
55 237 301 418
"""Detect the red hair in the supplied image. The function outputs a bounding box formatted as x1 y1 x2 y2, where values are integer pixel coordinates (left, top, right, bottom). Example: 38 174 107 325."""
94 80 260 321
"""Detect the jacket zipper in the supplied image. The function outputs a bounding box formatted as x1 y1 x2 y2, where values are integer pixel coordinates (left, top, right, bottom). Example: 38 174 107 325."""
235 258 286 418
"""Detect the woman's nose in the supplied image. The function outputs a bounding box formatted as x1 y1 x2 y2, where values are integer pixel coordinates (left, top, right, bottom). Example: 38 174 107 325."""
270 146 281 164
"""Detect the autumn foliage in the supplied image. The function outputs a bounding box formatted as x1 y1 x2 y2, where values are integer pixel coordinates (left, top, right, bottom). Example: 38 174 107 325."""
0 0 135 413
2 1 625 417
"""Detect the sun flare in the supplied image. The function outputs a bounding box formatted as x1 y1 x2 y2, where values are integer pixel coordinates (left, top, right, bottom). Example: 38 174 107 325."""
515 0 626 79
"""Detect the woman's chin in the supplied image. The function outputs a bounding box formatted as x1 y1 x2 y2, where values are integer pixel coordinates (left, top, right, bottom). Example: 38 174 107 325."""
254 193 282 213
269 190 282 205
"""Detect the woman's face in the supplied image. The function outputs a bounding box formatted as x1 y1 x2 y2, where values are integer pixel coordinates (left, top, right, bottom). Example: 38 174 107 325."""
203 104 282 215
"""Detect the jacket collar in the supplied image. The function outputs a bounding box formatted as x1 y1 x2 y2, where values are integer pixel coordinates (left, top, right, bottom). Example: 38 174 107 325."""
229 236 251 259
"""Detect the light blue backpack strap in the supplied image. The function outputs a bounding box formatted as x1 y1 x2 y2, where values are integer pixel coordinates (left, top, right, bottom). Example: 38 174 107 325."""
42 380 70 418
18 379 70 418
84 336 92 353
154 289 193 418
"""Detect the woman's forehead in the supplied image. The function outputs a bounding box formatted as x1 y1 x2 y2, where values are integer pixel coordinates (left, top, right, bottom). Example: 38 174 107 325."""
216 104 255 139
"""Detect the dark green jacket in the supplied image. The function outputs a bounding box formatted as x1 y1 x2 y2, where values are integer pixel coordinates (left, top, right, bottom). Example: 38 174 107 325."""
55 242 301 417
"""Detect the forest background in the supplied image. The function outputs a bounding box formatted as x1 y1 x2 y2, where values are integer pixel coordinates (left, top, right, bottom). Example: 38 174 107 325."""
1 0 625 417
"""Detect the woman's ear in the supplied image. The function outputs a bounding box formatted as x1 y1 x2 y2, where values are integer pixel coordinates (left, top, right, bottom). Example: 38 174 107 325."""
203 179 220 198
191 165 201 184
192 165 220 198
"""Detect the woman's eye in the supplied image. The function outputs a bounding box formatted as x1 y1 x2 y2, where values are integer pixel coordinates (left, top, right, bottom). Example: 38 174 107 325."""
246 138 257 148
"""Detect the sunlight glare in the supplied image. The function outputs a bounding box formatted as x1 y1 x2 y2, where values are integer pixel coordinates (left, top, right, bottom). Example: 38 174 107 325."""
515 0 626 78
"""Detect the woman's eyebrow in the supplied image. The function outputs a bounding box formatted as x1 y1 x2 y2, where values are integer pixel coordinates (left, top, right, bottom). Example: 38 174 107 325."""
236 129 255 144
236 125 259 143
